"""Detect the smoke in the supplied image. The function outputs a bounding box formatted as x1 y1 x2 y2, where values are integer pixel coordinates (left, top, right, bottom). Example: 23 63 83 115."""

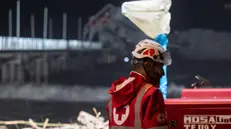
167 83 185 98
0 84 109 102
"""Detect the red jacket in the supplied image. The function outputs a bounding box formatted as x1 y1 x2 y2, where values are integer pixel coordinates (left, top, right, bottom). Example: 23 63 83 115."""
106 71 168 129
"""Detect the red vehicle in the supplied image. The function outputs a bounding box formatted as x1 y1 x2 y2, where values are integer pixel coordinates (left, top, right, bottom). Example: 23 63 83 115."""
165 76 231 129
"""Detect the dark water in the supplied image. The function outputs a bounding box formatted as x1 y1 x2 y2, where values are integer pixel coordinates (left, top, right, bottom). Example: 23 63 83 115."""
0 99 108 123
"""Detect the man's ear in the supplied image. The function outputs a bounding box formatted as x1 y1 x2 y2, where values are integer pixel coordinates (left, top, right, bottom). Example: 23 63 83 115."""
143 61 150 69
144 60 156 69
143 61 148 66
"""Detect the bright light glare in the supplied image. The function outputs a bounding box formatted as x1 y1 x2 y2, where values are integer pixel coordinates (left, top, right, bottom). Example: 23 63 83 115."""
124 57 129 62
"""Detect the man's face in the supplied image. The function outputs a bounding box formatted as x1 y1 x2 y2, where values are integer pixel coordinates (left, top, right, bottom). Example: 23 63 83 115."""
144 60 164 84
156 62 164 75
153 62 164 79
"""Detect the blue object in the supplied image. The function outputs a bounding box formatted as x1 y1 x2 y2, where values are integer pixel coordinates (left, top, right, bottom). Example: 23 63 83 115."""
154 34 168 99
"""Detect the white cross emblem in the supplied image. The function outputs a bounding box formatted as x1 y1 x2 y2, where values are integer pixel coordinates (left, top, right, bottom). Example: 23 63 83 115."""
113 105 130 125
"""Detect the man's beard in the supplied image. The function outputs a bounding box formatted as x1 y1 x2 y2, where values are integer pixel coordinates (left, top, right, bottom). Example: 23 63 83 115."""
147 73 163 86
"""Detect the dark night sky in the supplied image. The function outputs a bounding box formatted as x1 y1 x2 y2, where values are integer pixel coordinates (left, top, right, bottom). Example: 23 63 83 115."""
0 0 231 39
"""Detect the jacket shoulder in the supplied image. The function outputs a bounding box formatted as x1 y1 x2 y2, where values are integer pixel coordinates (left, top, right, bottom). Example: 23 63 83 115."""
143 85 160 97
141 85 164 105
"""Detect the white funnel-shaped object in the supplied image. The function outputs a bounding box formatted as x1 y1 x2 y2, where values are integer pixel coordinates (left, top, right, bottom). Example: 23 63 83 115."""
122 0 172 38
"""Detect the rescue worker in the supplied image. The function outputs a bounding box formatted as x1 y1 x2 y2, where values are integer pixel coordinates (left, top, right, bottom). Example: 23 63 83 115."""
106 39 172 129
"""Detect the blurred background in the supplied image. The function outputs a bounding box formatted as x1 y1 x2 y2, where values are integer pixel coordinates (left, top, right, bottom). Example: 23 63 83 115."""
0 0 231 125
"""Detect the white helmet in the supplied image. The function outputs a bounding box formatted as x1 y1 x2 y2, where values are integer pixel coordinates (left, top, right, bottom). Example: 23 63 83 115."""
132 39 172 66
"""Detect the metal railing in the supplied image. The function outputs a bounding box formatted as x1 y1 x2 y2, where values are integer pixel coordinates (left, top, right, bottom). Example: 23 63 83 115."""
0 36 102 51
